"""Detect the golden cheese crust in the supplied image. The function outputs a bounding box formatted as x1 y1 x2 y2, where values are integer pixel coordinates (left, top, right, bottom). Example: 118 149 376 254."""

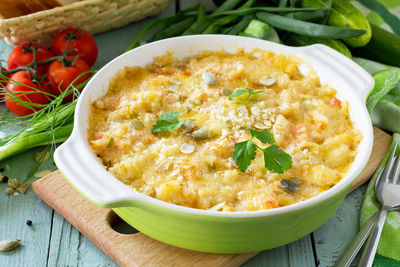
87 49 361 211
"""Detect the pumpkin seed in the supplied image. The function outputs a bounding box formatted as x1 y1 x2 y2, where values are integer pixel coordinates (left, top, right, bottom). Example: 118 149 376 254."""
130 119 144 130
8 178 20 189
105 137 114 148
0 238 21 251
185 106 192 113
279 179 298 194
259 76 276 86
192 126 211 139
4 187 14 196
16 182 30 194
181 120 195 132
34 150 50 163
221 88 232 96
202 72 217 85
180 143 195 154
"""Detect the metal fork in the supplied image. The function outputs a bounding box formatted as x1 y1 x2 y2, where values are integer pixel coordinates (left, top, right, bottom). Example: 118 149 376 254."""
357 142 400 267
334 142 400 267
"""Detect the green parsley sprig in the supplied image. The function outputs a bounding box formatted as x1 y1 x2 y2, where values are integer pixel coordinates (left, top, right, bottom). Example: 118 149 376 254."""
233 128 292 173
228 87 263 103
151 111 184 133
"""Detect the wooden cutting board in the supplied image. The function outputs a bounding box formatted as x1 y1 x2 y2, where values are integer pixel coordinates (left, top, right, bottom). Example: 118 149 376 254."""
32 127 391 267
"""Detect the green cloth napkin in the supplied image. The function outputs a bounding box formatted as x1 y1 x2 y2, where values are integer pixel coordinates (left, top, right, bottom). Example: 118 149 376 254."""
352 0 400 267
351 0 400 266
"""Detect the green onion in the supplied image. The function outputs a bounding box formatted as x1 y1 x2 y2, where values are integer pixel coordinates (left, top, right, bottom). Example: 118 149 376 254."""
0 124 73 161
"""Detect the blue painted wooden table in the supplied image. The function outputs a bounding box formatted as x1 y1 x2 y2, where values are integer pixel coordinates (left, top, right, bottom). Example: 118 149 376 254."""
0 1 367 266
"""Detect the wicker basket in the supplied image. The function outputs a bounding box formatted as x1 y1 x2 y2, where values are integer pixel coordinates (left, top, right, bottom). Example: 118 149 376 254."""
0 0 174 46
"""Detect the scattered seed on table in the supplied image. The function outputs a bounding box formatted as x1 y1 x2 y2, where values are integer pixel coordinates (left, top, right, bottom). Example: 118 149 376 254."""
16 182 30 194
34 170 52 178
1 176 8 183
26 220 32 226
0 238 21 251
34 150 50 163
4 187 14 196
8 178 20 189
0 167 4 172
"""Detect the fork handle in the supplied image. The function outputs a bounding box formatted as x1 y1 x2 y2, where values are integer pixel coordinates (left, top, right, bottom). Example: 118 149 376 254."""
357 206 391 267
333 211 379 267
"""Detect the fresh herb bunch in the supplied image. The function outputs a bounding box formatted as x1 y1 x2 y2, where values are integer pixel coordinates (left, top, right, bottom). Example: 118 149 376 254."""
233 128 292 173
0 71 94 162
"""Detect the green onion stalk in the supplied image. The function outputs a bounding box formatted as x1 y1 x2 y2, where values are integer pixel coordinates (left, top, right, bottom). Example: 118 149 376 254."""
0 71 95 162
0 124 73 160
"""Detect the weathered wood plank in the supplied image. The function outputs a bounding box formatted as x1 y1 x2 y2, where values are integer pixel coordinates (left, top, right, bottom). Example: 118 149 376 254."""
313 186 367 267
47 212 118 267
0 148 56 267
241 235 316 267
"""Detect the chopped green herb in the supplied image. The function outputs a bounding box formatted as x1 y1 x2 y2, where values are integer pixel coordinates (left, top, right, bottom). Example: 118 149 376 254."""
233 128 292 173
228 87 264 103
151 111 184 133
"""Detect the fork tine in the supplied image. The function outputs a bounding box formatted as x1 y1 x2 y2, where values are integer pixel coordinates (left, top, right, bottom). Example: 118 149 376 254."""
381 142 398 185
392 143 400 184
393 155 400 184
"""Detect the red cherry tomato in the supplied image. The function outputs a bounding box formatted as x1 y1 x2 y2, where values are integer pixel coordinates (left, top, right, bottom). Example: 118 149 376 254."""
48 57 91 103
51 28 98 67
5 71 50 116
7 43 53 75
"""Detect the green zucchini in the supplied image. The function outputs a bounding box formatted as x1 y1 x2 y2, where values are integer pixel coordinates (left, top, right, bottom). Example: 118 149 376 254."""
302 0 371 47
284 33 352 58
352 24 400 68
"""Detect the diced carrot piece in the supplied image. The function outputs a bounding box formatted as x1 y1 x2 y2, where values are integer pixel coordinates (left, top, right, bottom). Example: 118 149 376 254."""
330 97 341 107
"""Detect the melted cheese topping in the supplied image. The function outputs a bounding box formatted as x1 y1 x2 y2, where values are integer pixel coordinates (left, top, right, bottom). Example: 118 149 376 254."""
87 49 362 211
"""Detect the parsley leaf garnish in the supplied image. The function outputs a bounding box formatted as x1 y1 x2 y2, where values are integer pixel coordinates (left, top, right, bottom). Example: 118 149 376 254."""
151 111 184 133
228 87 263 103
263 145 293 174
232 128 292 173
233 141 257 172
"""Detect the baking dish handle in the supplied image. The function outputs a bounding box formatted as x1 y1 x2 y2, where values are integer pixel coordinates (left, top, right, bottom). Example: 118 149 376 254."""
296 44 375 102
54 132 142 208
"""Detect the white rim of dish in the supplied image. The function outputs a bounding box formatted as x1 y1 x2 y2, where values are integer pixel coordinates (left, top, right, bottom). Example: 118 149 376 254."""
55 35 374 218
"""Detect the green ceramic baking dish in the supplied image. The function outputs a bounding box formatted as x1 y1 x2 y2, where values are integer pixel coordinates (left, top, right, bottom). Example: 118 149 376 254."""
54 35 374 253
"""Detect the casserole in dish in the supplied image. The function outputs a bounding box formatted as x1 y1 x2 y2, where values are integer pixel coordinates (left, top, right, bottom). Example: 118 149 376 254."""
54 35 374 253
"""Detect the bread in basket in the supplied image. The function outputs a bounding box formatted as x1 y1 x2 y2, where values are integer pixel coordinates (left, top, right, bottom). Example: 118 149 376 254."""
0 0 174 46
